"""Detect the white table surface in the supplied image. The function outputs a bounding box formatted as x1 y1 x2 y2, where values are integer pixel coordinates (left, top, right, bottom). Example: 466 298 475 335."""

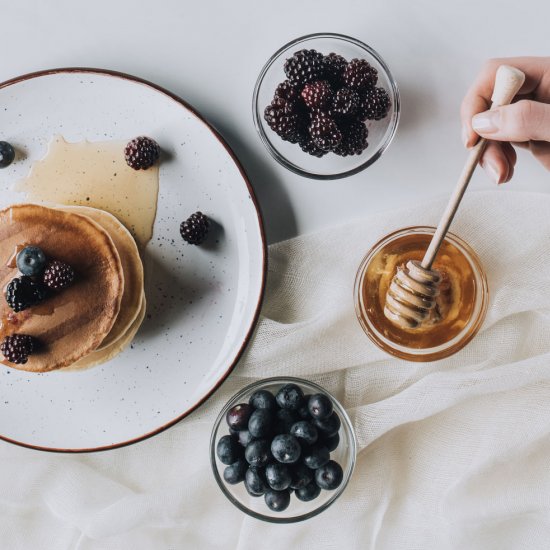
3 0 549 244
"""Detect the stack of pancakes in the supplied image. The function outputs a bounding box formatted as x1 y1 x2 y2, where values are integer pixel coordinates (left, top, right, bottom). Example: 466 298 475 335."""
0 204 145 372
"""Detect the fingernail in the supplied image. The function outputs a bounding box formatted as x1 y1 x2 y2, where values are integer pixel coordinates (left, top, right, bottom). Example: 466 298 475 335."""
484 159 501 184
461 125 469 147
472 110 500 133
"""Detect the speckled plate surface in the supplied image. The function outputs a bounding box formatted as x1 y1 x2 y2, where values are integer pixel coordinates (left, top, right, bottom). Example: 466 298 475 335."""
0 68 266 452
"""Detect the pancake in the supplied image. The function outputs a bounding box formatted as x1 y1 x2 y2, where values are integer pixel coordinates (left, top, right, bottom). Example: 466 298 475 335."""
58 205 144 350
67 293 146 371
0 204 124 372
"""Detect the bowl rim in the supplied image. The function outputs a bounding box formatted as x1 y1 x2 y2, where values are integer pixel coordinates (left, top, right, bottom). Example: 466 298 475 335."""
210 376 357 523
252 32 401 180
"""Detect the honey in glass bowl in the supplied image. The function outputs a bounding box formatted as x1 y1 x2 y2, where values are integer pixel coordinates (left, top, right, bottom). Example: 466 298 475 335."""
354 227 488 361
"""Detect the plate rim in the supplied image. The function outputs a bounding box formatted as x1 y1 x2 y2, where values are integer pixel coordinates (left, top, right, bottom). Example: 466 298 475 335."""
0 67 267 453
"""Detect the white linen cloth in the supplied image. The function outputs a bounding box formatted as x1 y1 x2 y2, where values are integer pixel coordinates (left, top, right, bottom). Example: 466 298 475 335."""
2 190 550 550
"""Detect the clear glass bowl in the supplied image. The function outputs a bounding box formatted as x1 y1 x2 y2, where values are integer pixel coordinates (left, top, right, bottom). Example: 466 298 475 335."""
253 32 400 180
210 377 357 523
354 227 489 361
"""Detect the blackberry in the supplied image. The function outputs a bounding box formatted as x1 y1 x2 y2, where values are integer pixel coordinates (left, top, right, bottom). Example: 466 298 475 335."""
265 96 294 117
1 334 36 365
274 82 307 118
343 59 378 90
264 98 304 143
124 136 160 170
43 260 75 291
284 49 325 87
180 211 210 245
334 120 369 157
332 87 360 116
358 86 391 121
323 53 348 86
309 112 342 152
274 80 300 102
298 136 328 158
301 80 333 110
5 276 48 312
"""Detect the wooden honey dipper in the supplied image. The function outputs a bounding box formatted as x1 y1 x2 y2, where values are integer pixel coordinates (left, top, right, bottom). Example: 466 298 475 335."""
384 65 526 330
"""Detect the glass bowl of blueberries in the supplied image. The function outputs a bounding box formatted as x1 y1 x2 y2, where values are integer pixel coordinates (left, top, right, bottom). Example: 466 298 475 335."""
210 377 357 523
253 32 400 180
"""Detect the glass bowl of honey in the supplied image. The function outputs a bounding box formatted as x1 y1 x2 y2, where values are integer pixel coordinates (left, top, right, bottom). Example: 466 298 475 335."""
354 226 489 361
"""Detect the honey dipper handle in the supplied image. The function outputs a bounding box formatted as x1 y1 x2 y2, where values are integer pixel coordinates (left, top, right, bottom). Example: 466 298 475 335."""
421 65 525 270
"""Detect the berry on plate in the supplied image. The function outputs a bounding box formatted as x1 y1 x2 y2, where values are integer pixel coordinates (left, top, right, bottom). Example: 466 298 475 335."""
124 136 160 170
1 334 37 365
180 211 210 246
43 260 75 291
5 276 48 312
0 141 15 168
16 246 47 277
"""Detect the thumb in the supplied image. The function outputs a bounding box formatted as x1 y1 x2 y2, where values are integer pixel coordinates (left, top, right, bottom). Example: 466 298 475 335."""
471 100 550 142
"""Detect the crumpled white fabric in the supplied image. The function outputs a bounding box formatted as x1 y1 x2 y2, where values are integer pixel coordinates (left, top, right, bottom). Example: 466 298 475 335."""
2 190 550 550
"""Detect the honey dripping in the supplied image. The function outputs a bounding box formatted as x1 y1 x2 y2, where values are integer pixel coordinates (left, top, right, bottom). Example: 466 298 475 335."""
15 136 159 249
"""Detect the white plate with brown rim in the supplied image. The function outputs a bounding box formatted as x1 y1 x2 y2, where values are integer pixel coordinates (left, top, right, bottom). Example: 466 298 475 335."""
0 68 266 452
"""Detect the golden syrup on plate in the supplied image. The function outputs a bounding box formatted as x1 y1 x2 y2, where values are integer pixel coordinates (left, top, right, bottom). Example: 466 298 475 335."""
15 136 159 248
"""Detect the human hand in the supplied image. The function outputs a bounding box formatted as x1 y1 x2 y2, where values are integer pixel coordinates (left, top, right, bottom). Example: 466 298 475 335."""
461 57 550 183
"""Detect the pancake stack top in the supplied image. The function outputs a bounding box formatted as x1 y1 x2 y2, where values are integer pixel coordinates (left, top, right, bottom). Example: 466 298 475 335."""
0 203 144 372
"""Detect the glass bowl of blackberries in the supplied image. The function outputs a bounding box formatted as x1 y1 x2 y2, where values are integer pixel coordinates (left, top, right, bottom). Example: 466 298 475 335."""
210 377 357 523
253 32 400 179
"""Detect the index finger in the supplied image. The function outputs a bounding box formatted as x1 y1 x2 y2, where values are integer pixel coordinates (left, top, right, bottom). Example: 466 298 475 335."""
460 57 548 147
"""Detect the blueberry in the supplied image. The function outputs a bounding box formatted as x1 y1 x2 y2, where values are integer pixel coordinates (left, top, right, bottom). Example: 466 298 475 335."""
16 246 47 277
237 430 255 447
271 434 301 464
226 403 252 431
297 394 312 420
223 458 248 484
302 444 330 469
313 411 341 437
245 439 271 467
298 439 312 457
296 481 321 502
275 409 299 434
216 435 243 465
248 408 274 438
323 432 340 452
315 460 344 490
264 489 291 512
245 467 268 496
265 462 292 491
289 462 313 490
275 383 304 410
249 389 277 411
290 421 318 445
0 141 15 169
308 394 334 420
